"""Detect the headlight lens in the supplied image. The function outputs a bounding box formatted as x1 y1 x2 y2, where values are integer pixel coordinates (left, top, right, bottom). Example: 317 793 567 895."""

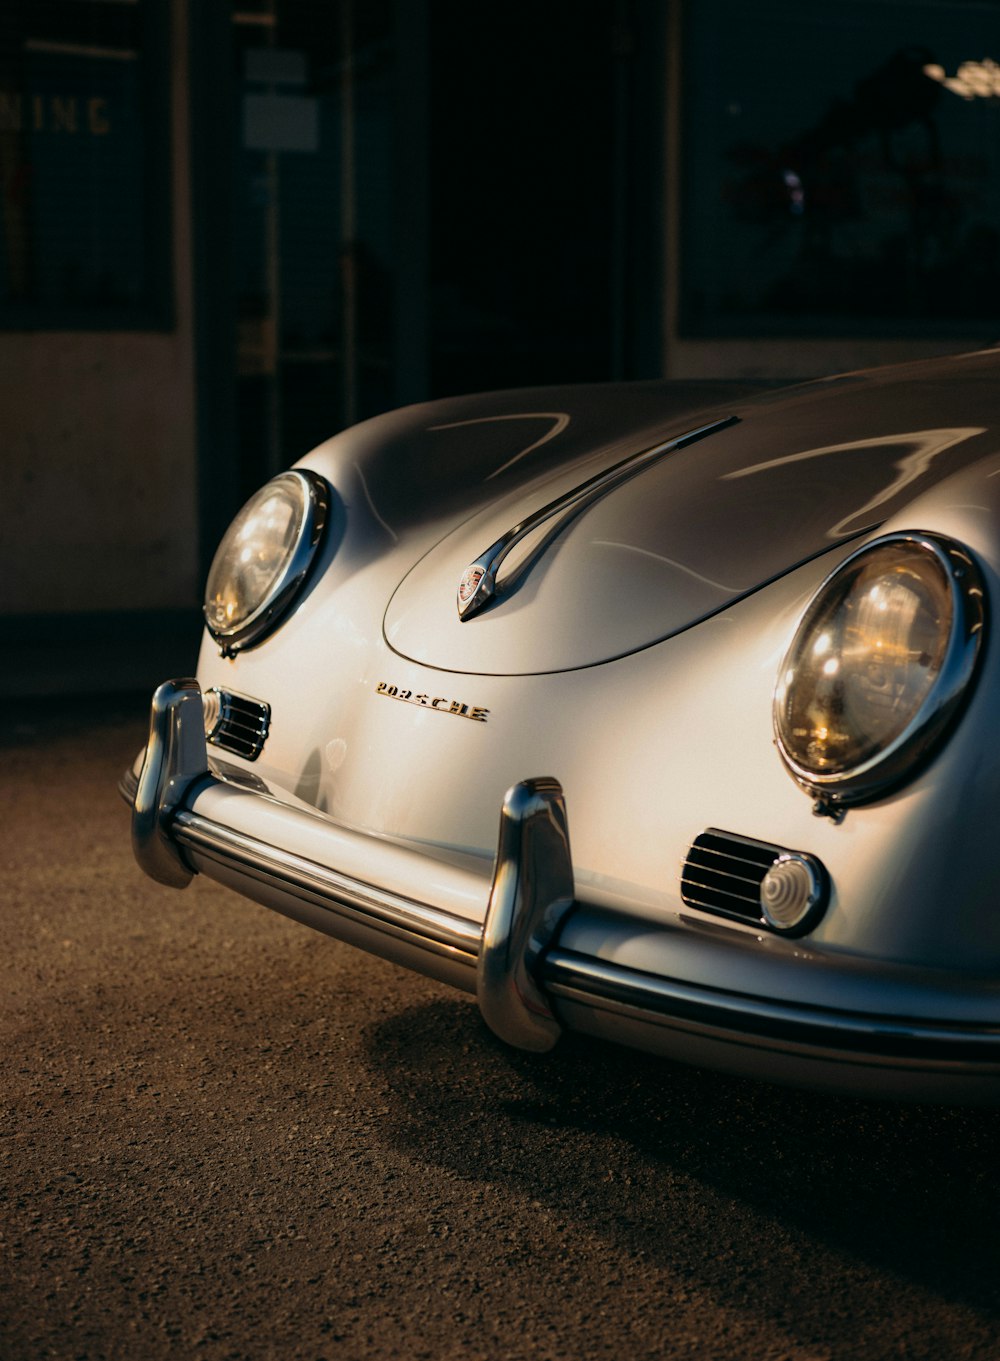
204 469 329 655
774 533 985 805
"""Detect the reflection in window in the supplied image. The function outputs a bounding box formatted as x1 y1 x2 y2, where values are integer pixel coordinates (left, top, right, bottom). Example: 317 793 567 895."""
682 0 1000 335
0 0 168 326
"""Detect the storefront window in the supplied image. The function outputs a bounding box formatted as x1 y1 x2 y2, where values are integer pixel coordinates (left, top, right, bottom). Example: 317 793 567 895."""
682 0 1000 335
231 0 396 484
0 0 170 327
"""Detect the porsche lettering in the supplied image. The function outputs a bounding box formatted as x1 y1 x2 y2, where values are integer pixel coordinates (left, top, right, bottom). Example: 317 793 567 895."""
375 681 489 722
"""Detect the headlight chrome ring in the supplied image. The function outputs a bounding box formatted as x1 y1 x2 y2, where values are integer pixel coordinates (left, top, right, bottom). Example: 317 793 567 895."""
203 469 330 656
774 532 986 807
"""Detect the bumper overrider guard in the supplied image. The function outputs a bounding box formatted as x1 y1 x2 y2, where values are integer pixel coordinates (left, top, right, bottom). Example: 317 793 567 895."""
122 680 1000 1094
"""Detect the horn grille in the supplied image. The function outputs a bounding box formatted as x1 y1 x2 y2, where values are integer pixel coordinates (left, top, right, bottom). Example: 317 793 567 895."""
204 689 271 761
681 828 827 933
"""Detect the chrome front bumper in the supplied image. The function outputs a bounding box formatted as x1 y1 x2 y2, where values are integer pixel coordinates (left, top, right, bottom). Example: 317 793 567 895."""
122 680 1000 1100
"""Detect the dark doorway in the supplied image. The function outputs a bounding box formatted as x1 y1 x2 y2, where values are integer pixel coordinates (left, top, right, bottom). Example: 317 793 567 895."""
427 0 664 396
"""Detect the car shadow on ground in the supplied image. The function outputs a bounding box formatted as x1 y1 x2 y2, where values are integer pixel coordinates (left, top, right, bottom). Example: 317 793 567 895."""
364 995 1000 1334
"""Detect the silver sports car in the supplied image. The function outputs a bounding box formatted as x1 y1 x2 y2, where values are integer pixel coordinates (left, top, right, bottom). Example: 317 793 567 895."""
121 349 1000 1102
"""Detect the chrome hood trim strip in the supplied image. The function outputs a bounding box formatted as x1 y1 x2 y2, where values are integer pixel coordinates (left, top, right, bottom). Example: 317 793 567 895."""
456 416 739 619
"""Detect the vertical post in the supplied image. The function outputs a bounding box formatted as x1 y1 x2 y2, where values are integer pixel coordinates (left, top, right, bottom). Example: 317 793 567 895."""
263 0 283 476
189 0 239 579
340 0 358 429
663 0 683 378
610 0 632 381
264 142 283 475
393 0 429 407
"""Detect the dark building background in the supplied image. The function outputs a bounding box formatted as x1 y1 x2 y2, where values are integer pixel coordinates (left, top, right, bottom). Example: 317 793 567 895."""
2 0 999 694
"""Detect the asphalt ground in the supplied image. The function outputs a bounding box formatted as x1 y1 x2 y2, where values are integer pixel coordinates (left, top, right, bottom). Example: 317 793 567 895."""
4 698 1000 1361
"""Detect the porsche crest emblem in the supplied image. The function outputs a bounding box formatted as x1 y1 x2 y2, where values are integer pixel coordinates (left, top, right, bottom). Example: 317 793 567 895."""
458 565 485 605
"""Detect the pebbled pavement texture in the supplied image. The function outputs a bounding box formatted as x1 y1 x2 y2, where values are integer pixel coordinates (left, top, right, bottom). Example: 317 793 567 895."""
3 698 1000 1360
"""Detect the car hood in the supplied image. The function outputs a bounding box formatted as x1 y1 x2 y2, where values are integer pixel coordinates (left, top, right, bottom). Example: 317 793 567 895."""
368 355 1000 675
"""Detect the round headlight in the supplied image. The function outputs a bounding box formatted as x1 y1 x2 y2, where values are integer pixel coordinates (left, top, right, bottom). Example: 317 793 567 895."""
204 470 329 656
774 533 985 805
